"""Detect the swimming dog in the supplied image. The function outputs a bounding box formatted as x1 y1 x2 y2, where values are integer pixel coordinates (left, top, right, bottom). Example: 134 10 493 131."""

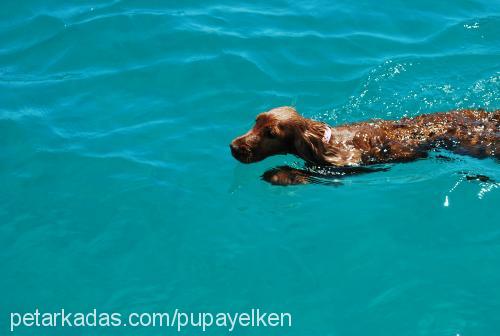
230 107 499 185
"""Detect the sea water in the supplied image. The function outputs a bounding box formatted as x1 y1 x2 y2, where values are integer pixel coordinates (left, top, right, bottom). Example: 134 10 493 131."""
1 0 499 335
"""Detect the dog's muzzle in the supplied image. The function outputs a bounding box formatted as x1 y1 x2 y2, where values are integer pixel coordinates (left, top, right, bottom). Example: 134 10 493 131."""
229 142 253 163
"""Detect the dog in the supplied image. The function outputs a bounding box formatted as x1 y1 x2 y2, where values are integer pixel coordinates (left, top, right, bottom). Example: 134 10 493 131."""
230 106 499 185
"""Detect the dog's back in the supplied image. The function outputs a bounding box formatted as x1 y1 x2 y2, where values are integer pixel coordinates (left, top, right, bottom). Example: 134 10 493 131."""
381 109 499 160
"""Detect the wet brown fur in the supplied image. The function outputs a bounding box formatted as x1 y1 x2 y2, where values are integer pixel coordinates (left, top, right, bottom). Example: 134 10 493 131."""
230 107 499 185
231 106 499 165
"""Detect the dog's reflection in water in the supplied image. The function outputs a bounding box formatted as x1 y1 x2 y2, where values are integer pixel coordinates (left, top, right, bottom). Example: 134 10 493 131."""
261 165 390 186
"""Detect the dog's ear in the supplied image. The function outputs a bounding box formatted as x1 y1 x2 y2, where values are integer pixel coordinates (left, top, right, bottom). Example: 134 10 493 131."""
261 124 281 139
293 121 339 164
271 124 283 138
294 130 320 162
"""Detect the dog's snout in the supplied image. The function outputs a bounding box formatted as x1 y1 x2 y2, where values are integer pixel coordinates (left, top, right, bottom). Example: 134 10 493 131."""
230 137 254 163
229 141 241 156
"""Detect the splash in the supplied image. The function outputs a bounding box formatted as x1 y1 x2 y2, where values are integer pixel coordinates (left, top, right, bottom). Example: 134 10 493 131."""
443 174 465 207
318 56 499 126
478 181 500 200
443 195 449 207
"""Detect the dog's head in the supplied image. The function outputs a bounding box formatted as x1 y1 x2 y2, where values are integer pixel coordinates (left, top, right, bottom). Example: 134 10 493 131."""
230 106 302 163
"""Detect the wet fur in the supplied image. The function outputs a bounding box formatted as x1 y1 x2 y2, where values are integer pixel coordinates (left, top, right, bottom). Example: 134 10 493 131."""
230 107 499 185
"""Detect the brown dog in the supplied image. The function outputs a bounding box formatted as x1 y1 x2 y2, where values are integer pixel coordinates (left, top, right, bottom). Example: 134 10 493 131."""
230 106 499 185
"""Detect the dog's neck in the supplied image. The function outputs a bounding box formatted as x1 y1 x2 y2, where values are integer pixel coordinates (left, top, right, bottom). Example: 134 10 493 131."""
291 118 337 165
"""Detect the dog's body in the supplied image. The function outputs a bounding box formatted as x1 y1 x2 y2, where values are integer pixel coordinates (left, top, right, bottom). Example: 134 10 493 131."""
230 107 499 185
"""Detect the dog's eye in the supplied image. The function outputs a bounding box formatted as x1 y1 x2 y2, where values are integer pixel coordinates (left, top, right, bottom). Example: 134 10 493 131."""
264 127 276 138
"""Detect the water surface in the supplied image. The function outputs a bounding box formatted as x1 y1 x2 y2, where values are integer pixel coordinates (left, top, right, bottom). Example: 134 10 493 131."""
1 0 499 335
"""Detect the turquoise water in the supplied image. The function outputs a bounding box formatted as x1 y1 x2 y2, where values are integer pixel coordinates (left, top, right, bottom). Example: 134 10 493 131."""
1 0 500 335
